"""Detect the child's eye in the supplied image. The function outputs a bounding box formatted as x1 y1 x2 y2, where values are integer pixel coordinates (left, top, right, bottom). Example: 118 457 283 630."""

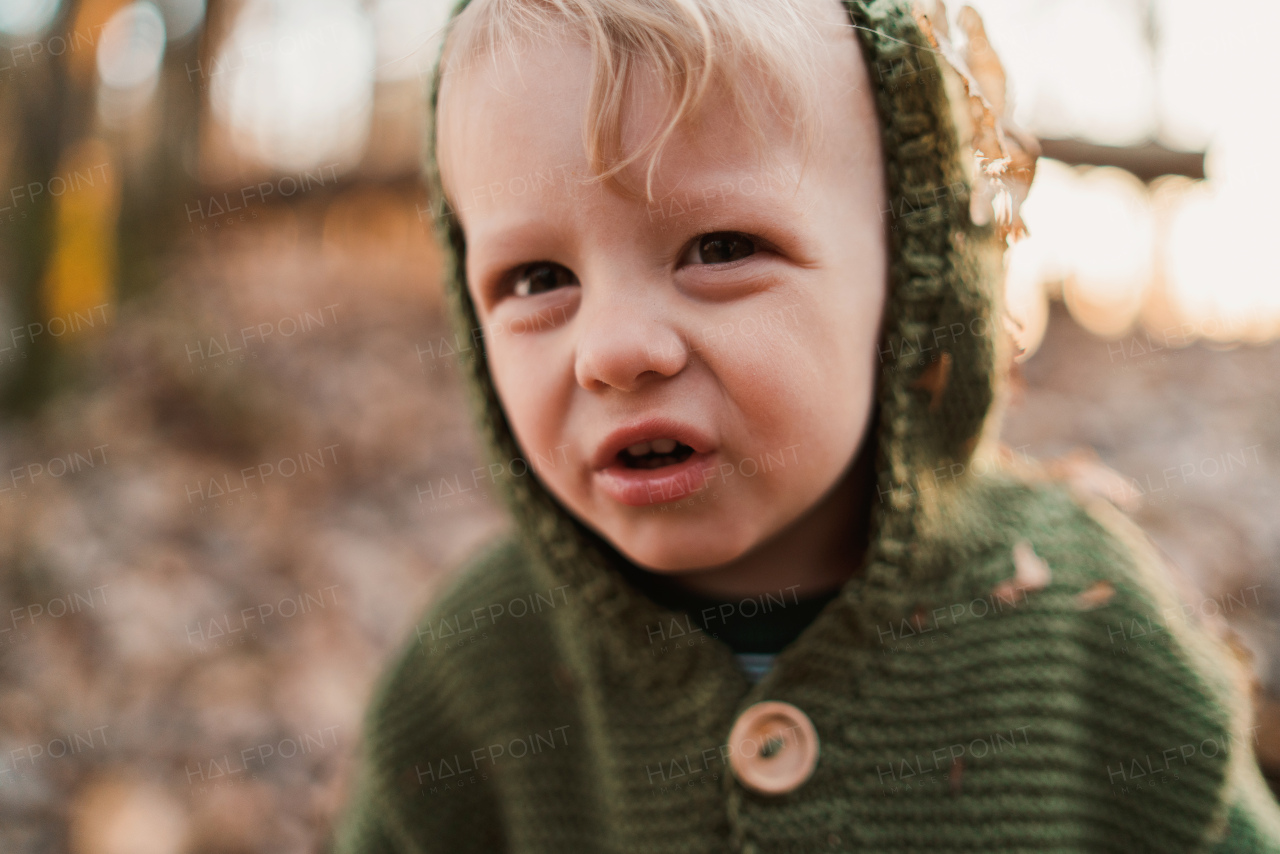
510 262 578 297
682 231 757 266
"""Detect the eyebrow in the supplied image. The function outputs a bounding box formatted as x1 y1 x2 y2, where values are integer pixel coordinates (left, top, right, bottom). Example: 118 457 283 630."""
463 165 814 271
463 215 568 292
640 161 807 219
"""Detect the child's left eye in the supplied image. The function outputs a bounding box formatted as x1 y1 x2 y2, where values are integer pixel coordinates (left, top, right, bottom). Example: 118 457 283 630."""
681 231 757 266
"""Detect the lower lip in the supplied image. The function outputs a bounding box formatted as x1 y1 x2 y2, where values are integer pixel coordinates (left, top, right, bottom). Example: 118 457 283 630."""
594 451 718 507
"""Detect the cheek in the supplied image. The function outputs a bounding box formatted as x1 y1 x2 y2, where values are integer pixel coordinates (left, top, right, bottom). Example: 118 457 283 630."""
485 337 564 460
702 290 883 511
705 287 882 437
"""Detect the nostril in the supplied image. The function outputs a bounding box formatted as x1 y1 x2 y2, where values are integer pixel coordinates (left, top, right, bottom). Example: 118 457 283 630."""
573 327 688 393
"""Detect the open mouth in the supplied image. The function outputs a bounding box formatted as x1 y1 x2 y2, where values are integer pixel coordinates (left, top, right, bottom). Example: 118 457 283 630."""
617 438 695 469
594 424 716 506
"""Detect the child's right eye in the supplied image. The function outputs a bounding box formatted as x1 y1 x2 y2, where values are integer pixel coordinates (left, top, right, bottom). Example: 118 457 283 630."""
510 262 578 297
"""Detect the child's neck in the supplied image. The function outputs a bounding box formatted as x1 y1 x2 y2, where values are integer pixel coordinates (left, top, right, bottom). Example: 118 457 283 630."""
659 439 876 602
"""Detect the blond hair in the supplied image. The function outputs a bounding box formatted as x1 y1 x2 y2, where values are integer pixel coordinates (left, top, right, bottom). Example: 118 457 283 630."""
435 0 846 204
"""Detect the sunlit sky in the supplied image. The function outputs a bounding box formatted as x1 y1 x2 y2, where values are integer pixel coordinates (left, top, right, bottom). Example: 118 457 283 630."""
4 0 1277 347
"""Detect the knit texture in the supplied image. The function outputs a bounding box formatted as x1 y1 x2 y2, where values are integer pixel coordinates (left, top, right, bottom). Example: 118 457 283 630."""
331 0 1280 851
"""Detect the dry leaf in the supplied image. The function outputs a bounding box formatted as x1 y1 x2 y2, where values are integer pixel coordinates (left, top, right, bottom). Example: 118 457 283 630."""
949 758 964 795
993 540 1051 604
991 580 1020 605
911 605 931 630
909 352 953 411
1043 447 1142 513
912 2 1040 244
956 5 1006 117
1224 626 1257 674
1075 580 1116 610
1013 541 1051 588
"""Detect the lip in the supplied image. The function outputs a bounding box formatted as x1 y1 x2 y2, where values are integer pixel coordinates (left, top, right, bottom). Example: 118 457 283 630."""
591 417 719 507
591 417 716 470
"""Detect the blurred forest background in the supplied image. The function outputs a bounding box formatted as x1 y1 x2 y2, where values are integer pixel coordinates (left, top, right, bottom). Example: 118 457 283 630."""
0 0 1277 851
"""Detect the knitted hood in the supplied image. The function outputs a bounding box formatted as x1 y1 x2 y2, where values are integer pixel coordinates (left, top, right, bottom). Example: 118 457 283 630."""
421 0 1030 676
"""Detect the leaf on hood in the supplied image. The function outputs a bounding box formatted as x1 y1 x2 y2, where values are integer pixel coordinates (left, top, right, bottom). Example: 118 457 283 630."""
1013 541 1051 587
1043 447 1142 513
956 6 1006 119
911 1 1040 243
1075 580 1116 610
911 605 932 630
1223 627 1259 688
992 539 1051 604
909 351 953 411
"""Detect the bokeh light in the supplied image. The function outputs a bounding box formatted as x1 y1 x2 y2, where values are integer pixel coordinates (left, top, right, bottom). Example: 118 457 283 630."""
95 2 167 126
153 0 205 44
210 0 376 173
969 0 1280 346
967 0 1156 146
0 0 61 38
96 2 165 90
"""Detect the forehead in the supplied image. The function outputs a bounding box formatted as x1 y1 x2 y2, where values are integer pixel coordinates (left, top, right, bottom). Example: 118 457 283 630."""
435 3 877 229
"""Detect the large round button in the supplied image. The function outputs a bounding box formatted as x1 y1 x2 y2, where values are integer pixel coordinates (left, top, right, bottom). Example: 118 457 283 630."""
727 701 820 795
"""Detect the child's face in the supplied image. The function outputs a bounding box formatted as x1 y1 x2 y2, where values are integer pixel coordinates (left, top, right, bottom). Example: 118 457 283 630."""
438 3 887 573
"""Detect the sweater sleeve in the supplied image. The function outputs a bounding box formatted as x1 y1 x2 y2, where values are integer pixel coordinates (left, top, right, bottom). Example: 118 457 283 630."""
329 762 405 854
329 542 528 854
1206 759 1280 853
328 631 509 854
1081 497 1280 852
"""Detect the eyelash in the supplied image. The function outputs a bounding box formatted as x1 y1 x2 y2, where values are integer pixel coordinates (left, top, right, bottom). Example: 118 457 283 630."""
500 231 762 299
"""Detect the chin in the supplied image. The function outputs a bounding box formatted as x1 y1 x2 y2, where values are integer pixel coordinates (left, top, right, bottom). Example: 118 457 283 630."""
611 521 755 574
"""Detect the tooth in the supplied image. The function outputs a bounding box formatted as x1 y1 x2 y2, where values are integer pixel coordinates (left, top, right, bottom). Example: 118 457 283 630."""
626 441 652 456
651 438 677 454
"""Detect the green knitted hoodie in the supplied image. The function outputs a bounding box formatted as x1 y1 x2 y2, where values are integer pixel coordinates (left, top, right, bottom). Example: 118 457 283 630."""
331 0 1280 851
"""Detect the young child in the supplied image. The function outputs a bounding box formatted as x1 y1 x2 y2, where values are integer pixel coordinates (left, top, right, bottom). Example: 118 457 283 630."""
333 0 1280 850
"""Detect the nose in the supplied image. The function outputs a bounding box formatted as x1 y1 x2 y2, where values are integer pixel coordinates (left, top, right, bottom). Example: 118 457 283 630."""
573 287 688 393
